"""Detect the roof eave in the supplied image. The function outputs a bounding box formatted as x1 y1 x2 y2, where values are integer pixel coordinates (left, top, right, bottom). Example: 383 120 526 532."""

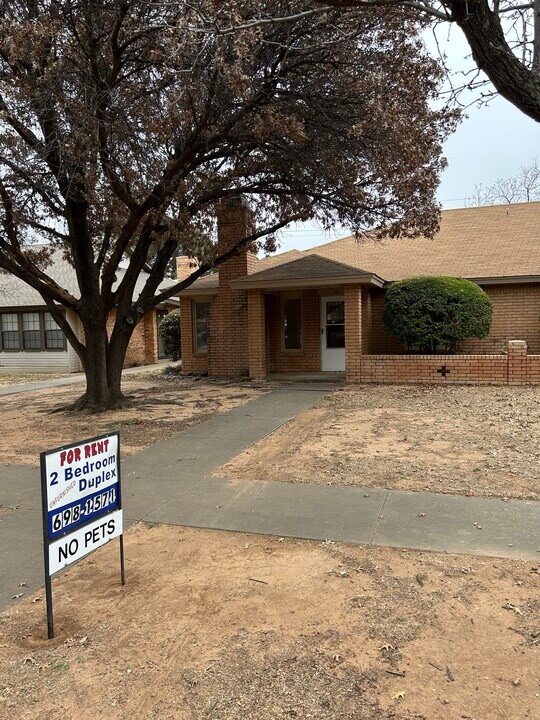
383 274 540 287
230 274 385 290
469 274 540 286
178 286 220 297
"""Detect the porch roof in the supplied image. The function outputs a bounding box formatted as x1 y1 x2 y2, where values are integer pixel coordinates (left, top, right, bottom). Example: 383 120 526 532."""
229 254 385 290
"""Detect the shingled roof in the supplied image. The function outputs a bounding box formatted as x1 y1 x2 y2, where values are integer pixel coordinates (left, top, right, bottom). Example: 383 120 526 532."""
173 201 540 296
230 254 384 288
0 248 178 308
304 202 540 283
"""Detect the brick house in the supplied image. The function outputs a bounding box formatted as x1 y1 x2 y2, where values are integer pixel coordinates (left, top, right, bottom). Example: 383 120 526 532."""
179 198 540 385
0 249 177 373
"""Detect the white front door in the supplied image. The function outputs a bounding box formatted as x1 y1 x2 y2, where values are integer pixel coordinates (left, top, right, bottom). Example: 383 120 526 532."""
320 296 345 371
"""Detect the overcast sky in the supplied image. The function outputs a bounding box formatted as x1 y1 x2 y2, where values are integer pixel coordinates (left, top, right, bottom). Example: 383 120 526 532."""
276 25 540 254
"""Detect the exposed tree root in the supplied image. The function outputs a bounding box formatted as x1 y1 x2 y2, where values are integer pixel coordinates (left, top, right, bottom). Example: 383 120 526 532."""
50 392 133 415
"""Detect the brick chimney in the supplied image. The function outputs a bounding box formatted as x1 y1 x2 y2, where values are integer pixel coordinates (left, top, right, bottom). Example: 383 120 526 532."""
176 254 199 282
208 196 257 377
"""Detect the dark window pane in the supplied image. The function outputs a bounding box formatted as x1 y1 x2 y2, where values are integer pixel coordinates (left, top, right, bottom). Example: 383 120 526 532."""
45 329 64 349
326 324 345 348
23 331 41 349
22 313 41 350
44 312 65 349
326 300 344 325
194 302 210 352
1 314 19 349
2 331 19 350
284 298 302 350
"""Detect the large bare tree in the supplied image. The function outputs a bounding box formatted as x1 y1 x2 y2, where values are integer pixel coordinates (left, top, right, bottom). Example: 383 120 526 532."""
0 1 456 411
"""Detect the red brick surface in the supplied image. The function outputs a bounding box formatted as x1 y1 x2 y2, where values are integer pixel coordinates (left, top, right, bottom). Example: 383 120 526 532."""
207 198 257 377
265 290 320 373
353 340 534 386
344 284 362 381
106 308 164 367
247 290 267 380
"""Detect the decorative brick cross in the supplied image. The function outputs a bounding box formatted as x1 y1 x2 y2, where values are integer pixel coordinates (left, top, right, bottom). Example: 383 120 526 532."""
437 365 450 378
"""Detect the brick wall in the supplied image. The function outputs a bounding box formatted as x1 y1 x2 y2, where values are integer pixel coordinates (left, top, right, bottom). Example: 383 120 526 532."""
361 288 373 355
265 289 320 373
370 288 403 354
459 284 540 354
351 340 540 385
207 197 257 377
370 283 540 355
176 255 199 282
106 308 160 367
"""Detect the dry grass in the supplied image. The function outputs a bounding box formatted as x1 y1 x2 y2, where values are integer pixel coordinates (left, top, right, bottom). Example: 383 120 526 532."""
0 371 266 464
1 525 538 720
218 384 540 500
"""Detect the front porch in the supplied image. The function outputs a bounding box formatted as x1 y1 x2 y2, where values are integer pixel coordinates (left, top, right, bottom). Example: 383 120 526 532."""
241 281 375 382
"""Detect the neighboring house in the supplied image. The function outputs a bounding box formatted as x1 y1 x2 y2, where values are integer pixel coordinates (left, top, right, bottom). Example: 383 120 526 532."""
179 198 540 383
0 249 177 373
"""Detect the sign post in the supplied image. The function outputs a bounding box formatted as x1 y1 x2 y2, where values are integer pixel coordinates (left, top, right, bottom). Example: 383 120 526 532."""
40 432 124 639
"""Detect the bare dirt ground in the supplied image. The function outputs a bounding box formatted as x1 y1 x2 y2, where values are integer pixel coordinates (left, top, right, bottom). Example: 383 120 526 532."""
0 524 538 720
218 385 540 500
0 372 265 465
0 372 71 386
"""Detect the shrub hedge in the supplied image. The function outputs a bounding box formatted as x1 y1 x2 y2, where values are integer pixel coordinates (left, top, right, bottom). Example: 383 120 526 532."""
383 276 493 353
158 309 181 361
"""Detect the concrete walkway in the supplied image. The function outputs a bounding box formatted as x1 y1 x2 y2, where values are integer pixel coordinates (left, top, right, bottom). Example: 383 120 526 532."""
1 383 539 611
0 360 177 397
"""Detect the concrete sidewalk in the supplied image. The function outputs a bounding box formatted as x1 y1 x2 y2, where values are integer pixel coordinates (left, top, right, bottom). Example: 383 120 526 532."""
0 360 177 397
1 383 539 612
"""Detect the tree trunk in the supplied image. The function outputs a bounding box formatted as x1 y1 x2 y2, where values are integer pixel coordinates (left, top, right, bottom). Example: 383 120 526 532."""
72 315 130 413
451 0 540 123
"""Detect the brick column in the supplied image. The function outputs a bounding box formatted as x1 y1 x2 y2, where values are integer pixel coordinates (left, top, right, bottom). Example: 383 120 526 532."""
248 290 267 380
344 284 362 382
507 339 528 385
208 196 257 377
143 310 159 365
361 288 372 355
176 255 199 282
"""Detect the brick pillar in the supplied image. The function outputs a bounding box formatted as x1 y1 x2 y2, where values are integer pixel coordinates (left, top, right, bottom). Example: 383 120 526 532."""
208 196 257 377
176 255 198 282
143 310 159 365
361 288 372 355
248 290 267 380
344 284 362 382
507 339 528 385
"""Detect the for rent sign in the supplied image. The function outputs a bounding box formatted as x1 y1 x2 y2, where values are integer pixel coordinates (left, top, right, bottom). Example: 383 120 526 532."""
40 433 125 638
43 434 120 543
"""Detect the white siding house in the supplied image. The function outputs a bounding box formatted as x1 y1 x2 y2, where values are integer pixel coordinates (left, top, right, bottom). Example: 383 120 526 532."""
0 248 177 373
0 308 83 373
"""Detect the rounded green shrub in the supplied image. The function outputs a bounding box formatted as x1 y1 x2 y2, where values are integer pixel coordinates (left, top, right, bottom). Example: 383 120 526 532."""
383 276 493 353
158 309 181 361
